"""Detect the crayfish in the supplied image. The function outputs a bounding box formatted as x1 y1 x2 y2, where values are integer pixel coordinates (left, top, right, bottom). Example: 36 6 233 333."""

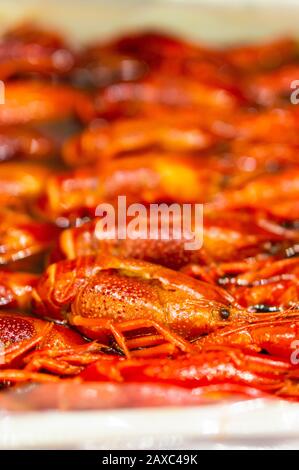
39 154 226 224
0 208 59 269
54 208 289 275
80 347 299 400
33 253 263 357
0 23 75 79
63 117 215 167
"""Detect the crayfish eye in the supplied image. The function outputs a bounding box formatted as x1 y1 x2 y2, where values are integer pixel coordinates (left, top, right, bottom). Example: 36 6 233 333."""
220 307 230 320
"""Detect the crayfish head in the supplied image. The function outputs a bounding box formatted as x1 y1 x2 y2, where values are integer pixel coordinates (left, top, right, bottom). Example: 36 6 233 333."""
193 302 246 334
177 300 237 338
0 313 35 348
217 304 255 325
0 312 52 368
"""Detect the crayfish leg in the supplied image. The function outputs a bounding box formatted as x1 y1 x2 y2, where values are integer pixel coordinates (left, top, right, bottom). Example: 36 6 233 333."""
70 316 193 357
0 369 59 384
130 343 178 358
24 356 83 376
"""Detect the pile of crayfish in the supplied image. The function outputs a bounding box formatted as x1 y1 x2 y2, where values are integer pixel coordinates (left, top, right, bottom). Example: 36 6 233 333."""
1 23 299 408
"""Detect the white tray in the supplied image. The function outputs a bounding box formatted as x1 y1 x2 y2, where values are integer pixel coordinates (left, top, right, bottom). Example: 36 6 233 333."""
1 400 299 449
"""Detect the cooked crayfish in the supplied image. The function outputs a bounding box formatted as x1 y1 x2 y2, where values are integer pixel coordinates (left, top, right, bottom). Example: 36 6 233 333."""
0 162 52 207
80 347 299 400
39 154 226 224
225 37 299 72
32 253 261 357
0 23 74 79
0 271 38 310
87 75 243 121
63 118 215 167
77 30 237 93
247 64 299 106
222 256 299 311
0 81 92 126
210 166 299 221
0 126 55 162
0 208 59 268
196 314 299 359
56 209 288 272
